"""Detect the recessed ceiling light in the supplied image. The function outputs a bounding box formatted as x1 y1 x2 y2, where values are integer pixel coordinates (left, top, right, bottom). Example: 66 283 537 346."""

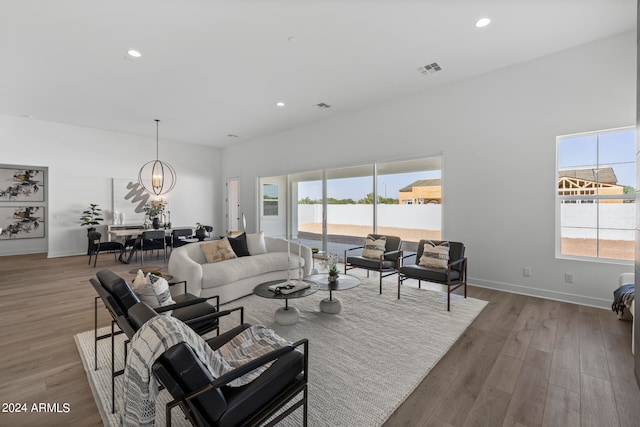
475 17 491 28
276 102 286 108
127 49 142 58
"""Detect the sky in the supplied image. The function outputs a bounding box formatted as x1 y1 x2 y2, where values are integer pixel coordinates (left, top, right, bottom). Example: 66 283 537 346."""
296 128 635 201
298 170 441 201
557 128 636 188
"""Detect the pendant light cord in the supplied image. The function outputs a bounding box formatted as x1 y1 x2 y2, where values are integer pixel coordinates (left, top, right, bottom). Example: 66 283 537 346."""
155 119 160 160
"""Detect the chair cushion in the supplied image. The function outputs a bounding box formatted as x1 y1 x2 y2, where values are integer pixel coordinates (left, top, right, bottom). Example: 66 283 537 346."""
347 255 396 271
400 264 461 283
362 235 386 259
218 350 304 427
171 294 219 334
96 269 140 313
98 241 124 251
128 302 159 330
201 238 238 263
419 241 450 269
228 232 251 257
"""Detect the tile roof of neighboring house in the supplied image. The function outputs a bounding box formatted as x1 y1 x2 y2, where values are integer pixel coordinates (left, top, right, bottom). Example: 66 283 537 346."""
558 167 618 185
399 179 442 192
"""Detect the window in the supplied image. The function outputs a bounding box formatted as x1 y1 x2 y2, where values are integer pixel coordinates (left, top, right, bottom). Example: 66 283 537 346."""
262 183 279 216
556 127 635 262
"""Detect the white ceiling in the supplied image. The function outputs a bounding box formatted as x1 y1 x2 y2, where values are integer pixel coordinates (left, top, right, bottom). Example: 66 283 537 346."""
0 0 635 148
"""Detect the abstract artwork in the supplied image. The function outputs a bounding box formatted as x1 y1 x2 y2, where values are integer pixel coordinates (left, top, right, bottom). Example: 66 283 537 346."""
0 168 45 202
0 206 45 239
112 178 149 224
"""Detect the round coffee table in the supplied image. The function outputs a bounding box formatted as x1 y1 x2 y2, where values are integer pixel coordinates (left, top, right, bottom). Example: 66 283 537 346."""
253 280 318 325
304 273 360 314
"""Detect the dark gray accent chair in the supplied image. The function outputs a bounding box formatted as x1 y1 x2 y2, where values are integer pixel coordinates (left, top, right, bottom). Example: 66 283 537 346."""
90 269 243 413
344 234 402 293
168 228 194 250
87 231 124 267
398 240 467 311
137 229 167 265
153 323 308 427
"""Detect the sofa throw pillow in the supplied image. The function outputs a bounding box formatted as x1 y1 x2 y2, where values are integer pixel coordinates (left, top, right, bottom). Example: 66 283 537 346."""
130 270 175 309
228 232 251 257
419 241 450 269
362 235 387 259
246 231 267 255
201 238 238 263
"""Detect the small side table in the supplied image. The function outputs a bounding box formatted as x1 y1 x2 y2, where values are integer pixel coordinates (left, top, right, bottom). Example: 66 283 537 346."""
254 280 318 325
305 273 360 314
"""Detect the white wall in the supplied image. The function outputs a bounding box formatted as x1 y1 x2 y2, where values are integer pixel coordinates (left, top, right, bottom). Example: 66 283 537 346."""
221 31 637 308
0 115 221 257
298 204 442 231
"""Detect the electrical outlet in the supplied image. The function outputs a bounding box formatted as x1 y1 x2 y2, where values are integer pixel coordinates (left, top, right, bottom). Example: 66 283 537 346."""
523 267 531 277
565 273 574 283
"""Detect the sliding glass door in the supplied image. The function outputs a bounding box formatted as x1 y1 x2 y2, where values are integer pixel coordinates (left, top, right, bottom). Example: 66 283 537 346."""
261 155 443 260
376 157 442 245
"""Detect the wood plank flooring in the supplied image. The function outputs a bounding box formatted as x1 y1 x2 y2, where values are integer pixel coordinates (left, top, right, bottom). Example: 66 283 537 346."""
0 253 639 426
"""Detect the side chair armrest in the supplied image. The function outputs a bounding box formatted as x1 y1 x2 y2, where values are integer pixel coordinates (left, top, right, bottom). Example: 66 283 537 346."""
155 294 220 313
183 306 245 328
155 297 208 313
448 257 467 268
344 245 364 254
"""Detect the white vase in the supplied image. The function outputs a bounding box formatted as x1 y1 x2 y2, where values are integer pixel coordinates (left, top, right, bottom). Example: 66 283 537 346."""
119 212 125 225
113 210 119 225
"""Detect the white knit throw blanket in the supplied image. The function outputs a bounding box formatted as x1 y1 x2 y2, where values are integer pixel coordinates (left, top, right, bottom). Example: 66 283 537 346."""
121 316 290 427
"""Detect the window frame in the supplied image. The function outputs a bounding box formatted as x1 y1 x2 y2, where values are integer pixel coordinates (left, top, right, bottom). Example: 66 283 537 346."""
555 126 635 264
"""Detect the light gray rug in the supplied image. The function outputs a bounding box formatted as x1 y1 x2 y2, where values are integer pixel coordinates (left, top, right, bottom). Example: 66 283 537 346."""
75 276 487 426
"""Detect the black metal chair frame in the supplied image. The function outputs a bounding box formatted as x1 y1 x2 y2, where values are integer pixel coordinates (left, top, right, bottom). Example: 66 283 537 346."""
397 242 468 311
90 275 244 413
168 228 194 251
156 337 309 427
138 230 167 265
344 235 402 293
88 231 124 267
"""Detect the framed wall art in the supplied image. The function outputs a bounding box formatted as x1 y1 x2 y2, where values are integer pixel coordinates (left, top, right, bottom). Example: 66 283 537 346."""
0 206 45 239
112 178 149 224
0 168 45 202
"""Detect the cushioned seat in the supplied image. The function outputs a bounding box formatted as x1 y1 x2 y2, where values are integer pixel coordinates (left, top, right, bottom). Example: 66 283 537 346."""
344 234 402 293
90 270 244 413
87 231 124 267
153 323 309 427
399 264 461 283
398 240 467 311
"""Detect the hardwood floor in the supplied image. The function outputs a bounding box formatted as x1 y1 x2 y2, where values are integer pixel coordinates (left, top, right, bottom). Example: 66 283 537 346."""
0 253 639 426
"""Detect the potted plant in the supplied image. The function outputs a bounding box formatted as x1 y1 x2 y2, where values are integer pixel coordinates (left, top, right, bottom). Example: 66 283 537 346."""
80 203 104 231
143 200 166 229
327 253 339 283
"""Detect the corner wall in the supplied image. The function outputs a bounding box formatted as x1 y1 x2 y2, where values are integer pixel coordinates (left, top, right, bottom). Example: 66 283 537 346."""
221 31 637 308
0 116 221 257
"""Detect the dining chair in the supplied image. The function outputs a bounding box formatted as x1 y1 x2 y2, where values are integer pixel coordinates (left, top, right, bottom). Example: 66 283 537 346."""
138 230 167 265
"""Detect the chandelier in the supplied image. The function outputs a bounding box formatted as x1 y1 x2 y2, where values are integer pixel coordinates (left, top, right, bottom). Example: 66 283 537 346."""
138 119 176 195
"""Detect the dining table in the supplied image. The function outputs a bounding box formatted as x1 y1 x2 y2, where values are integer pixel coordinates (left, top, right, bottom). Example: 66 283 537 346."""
107 227 197 264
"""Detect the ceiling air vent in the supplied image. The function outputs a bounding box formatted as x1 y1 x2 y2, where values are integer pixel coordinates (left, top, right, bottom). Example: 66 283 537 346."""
314 102 332 109
418 62 442 75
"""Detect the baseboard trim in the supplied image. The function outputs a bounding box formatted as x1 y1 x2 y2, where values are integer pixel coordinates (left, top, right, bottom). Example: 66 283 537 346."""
468 277 610 310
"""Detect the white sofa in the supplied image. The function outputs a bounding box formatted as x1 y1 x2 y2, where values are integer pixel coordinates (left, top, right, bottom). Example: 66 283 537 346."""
168 236 312 304
617 272 635 354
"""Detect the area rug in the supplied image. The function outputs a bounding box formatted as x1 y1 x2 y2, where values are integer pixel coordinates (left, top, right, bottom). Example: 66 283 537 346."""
75 277 487 426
